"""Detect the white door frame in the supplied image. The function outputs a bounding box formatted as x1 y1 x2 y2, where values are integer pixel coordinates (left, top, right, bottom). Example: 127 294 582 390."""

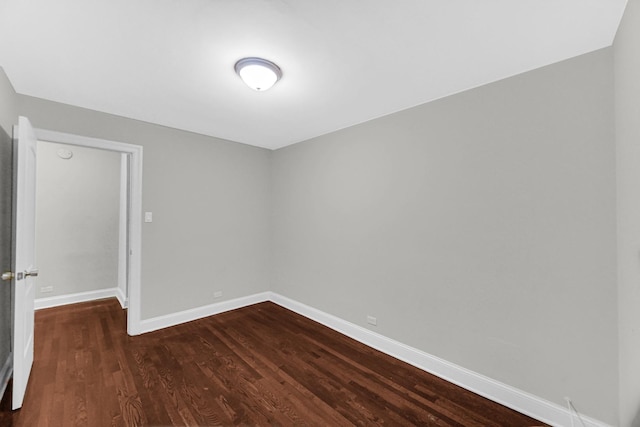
34 128 144 335
117 153 129 308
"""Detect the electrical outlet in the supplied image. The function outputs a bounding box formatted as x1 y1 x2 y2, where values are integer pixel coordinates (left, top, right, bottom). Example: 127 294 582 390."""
40 286 53 293
214 291 223 298
367 315 377 326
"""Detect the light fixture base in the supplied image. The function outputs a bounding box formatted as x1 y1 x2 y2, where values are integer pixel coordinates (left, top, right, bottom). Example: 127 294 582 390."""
235 57 282 91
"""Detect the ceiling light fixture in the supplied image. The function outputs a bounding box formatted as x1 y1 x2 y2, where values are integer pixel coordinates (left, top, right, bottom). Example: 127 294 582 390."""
234 57 282 91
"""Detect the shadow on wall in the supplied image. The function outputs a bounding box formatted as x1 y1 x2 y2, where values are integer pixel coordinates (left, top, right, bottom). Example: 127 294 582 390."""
633 406 640 427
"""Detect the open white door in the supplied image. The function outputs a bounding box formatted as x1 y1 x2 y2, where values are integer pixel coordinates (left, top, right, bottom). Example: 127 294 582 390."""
12 116 37 409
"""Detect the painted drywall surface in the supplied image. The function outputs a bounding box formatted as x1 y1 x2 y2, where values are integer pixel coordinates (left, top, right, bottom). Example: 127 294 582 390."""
272 48 618 424
0 67 17 133
17 96 272 319
0 67 16 385
35 141 120 298
615 0 640 425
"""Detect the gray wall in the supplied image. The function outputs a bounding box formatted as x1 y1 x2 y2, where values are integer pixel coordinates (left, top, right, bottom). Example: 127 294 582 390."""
272 49 618 424
615 0 640 425
0 67 17 392
18 95 272 319
0 68 17 133
35 141 121 299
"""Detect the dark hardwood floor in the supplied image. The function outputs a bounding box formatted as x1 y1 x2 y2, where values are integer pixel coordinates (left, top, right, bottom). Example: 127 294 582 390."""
0 298 546 426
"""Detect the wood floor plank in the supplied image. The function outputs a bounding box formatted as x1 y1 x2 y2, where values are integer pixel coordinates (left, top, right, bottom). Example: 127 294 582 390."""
0 298 547 426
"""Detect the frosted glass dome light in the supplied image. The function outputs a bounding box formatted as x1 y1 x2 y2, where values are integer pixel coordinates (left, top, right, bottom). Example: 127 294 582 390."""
235 57 282 91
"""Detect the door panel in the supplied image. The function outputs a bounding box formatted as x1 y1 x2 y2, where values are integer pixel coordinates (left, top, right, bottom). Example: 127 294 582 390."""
0 125 12 399
12 116 37 409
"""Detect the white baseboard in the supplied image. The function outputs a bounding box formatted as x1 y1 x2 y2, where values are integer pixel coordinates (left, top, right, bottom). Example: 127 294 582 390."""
0 352 11 402
116 287 127 309
35 288 119 310
267 292 610 427
138 292 271 334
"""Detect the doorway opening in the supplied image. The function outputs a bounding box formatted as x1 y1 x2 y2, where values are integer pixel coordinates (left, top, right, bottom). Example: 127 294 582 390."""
35 141 125 309
34 128 143 335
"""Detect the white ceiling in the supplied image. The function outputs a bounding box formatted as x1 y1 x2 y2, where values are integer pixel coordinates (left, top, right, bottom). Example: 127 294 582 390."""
0 0 628 150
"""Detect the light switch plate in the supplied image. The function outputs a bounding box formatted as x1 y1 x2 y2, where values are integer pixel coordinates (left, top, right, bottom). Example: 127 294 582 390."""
144 212 153 223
